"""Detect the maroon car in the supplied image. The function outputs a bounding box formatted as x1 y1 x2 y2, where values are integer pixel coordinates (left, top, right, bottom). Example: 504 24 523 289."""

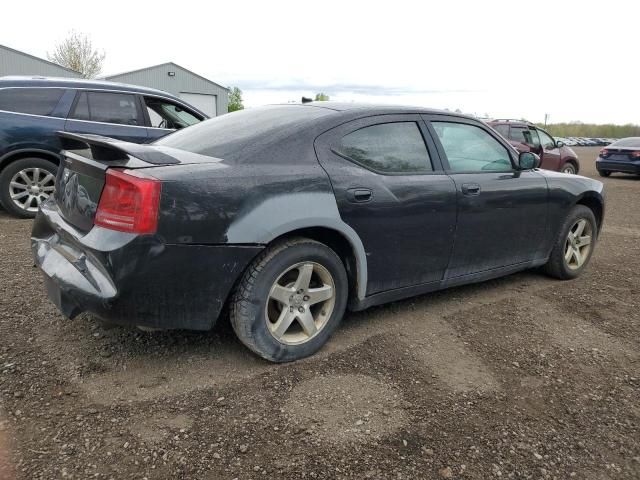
488 119 580 174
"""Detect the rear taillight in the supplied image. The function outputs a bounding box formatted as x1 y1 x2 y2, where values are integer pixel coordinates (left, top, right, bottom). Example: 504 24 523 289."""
631 151 640 159
95 169 161 234
600 148 609 157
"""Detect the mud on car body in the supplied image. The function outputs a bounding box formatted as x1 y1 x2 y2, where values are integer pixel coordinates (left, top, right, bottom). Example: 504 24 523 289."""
32 103 605 362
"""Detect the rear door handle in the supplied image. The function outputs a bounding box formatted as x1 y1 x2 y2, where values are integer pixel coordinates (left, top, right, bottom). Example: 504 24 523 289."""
347 188 373 203
461 183 481 196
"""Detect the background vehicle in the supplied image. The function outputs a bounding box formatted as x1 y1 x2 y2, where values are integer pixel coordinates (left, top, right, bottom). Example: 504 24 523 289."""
596 137 640 177
555 136 575 146
32 103 604 363
0 76 207 218
488 119 580 174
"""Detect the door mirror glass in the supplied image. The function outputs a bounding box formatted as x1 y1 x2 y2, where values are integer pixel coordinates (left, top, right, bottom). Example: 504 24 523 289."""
518 151 540 169
556 140 565 148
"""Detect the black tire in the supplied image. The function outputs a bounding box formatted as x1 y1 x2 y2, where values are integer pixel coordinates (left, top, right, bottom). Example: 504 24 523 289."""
598 170 611 177
0 157 58 218
543 205 597 280
230 237 348 362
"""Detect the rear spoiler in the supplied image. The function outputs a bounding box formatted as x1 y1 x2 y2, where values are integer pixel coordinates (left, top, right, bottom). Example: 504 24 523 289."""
57 131 180 165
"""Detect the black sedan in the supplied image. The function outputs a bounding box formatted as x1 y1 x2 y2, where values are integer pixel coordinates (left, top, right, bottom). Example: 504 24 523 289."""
32 103 605 362
596 137 640 177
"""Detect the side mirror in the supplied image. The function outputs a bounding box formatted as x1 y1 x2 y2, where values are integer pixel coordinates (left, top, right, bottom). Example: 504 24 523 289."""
556 140 565 148
518 151 540 170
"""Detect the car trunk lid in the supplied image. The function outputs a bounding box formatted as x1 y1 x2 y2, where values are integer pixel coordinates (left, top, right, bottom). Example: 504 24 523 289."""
54 132 220 233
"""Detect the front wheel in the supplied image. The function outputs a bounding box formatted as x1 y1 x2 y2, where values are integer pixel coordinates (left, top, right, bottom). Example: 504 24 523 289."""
561 162 577 175
598 170 611 177
230 238 348 362
543 205 597 280
0 157 57 218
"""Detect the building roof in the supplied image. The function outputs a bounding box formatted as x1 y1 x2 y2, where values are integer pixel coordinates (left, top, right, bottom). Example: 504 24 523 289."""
103 62 229 92
0 44 82 77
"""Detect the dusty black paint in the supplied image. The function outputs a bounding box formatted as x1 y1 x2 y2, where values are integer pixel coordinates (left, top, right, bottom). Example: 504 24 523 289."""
32 103 605 330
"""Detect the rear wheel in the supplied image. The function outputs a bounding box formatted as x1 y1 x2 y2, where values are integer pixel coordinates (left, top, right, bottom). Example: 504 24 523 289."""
0 157 57 218
561 162 577 174
598 170 611 177
543 205 597 280
230 238 348 362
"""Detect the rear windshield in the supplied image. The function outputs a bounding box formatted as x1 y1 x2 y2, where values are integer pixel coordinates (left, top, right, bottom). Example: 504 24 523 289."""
610 137 640 148
155 105 333 159
0 87 65 116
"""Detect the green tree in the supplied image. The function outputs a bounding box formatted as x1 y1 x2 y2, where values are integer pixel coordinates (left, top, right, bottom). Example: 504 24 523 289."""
535 122 640 138
315 93 330 101
228 86 244 112
47 31 105 78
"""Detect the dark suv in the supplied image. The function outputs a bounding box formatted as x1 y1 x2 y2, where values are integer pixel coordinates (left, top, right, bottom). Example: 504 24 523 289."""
0 76 207 217
487 119 580 175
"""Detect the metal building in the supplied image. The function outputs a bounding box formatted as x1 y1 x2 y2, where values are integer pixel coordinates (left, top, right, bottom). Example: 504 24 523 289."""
104 63 228 116
0 44 82 78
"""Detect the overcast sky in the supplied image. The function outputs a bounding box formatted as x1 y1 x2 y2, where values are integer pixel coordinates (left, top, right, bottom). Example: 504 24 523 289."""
2 0 638 124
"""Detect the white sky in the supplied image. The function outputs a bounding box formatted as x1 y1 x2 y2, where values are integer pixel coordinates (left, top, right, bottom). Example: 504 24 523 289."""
2 0 639 124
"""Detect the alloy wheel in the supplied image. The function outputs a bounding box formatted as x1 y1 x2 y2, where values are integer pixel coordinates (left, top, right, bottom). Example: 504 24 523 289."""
265 262 336 345
564 218 593 270
9 167 55 213
562 164 576 174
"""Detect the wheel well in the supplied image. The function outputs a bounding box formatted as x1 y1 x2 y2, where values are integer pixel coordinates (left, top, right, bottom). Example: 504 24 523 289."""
577 196 603 232
271 227 359 301
0 150 61 171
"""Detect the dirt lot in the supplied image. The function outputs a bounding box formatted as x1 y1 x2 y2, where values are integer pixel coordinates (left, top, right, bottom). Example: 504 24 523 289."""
0 146 638 479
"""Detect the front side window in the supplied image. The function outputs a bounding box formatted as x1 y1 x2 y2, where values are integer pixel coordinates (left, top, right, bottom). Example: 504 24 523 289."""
144 97 201 129
335 122 432 173
432 122 513 172
70 91 141 126
0 88 65 116
537 129 556 149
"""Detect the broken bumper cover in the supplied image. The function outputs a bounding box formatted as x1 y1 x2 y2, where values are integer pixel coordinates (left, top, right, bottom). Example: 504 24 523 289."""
31 204 263 330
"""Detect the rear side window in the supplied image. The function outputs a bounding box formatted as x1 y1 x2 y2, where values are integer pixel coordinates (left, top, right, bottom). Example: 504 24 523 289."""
510 126 540 147
0 88 65 116
493 124 510 137
70 91 141 126
335 122 432 173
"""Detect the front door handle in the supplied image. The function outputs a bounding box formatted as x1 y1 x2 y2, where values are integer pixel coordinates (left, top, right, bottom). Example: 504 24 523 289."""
461 183 481 196
347 188 373 203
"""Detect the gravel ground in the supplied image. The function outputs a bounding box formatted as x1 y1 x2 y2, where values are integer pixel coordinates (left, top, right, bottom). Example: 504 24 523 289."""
0 146 638 479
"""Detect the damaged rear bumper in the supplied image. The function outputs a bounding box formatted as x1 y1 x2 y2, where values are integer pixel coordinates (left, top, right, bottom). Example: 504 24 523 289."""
31 203 263 330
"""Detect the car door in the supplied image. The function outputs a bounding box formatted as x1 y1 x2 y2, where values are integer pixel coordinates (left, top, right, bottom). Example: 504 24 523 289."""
64 90 148 143
314 115 457 295
141 95 205 141
425 115 548 278
536 128 562 171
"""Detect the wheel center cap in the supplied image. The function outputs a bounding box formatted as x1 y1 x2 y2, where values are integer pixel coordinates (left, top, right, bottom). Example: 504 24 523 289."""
291 294 304 307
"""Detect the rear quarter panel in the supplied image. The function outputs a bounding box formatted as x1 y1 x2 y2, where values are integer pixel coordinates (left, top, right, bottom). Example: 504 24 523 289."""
0 112 65 163
149 159 338 245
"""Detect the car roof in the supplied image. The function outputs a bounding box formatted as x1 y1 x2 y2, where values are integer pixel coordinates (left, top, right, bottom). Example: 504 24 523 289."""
0 75 179 99
289 101 469 118
488 119 534 127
